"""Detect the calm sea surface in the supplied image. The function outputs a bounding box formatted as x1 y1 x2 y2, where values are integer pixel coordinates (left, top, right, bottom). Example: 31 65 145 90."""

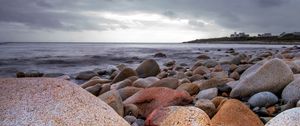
0 42 295 77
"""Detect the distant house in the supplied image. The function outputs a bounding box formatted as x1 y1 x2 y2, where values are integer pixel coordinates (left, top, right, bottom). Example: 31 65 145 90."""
230 32 250 38
279 32 300 38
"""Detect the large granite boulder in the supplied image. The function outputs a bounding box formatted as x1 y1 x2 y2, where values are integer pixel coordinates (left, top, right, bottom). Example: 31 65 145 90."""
230 58 294 98
123 87 192 117
265 107 300 126
211 99 264 126
0 78 129 126
145 106 211 126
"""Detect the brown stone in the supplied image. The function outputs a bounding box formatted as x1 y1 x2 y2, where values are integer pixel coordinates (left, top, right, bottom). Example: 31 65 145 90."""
136 59 161 78
98 90 124 117
211 99 264 126
111 68 137 84
149 77 179 89
193 66 210 75
176 83 200 95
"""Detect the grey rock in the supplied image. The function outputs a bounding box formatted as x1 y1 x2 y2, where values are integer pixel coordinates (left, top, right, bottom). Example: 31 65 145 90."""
282 78 300 102
195 88 218 100
265 108 300 126
248 92 278 107
136 59 160 78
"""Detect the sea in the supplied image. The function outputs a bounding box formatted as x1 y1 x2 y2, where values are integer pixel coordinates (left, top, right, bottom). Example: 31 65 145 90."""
0 42 295 78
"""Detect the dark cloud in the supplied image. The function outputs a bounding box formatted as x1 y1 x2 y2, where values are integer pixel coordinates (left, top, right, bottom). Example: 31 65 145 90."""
0 0 300 41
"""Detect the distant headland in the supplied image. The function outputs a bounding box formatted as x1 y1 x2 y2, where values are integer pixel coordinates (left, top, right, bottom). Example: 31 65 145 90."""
184 32 300 44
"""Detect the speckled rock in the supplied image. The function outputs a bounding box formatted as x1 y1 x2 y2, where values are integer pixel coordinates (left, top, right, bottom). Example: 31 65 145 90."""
124 104 140 117
123 87 192 117
194 99 217 118
248 91 278 107
176 83 200 95
149 77 179 89
230 58 294 98
111 68 137 84
0 78 129 126
282 78 300 102
211 99 264 126
145 106 211 126
195 88 218 100
98 90 124 117
99 83 111 95
136 59 160 78
132 77 159 88
193 66 210 75
265 107 300 126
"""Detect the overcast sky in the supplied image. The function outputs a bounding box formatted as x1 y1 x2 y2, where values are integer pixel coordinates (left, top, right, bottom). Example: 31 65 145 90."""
0 0 299 42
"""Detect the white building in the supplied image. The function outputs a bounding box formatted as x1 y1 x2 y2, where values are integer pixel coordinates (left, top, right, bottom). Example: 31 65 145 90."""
230 32 250 38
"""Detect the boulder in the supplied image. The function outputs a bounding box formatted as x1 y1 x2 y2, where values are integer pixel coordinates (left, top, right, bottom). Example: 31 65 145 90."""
124 104 140 117
265 108 300 126
0 78 129 126
195 78 230 90
145 106 211 126
99 83 111 95
211 96 228 110
203 59 218 68
99 90 124 117
282 78 300 102
136 59 160 78
149 77 179 89
80 78 111 89
230 58 294 98
211 99 264 126
248 91 278 107
154 52 167 58
229 71 240 80
176 83 200 95
195 88 218 100
132 77 159 88
76 71 98 80
111 68 137 84
194 99 217 118
197 54 210 60
123 87 192 117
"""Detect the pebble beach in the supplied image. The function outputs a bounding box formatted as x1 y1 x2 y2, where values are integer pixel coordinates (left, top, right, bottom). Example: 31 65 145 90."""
1 43 300 126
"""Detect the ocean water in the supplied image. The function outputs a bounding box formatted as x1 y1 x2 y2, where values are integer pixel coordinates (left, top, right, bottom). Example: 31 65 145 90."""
0 42 294 77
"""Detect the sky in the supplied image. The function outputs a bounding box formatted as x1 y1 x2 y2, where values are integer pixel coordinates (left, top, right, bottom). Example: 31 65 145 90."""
0 0 299 42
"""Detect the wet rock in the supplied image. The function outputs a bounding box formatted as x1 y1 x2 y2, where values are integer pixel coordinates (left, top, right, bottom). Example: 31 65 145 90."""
85 84 102 96
194 99 217 118
234 64 252 74
225 48 235 53
211 96 228 109
145 106 211 126
175 72 186 79
195 78 231 90
80 78 111 89
124 115 137 124
203 59 218 68
195 88 218 100
282 78 300 102
189 74 204 82
164 60 175 67
0 78 129 126
99 90 124 116
111 68 137 84
248 91 278 107
285 61 300 74
154 52 167 58
117 87 143 100
193 66 210 75
149 77 179 89
213 64 223 72
123 87 192 117
191 60 204 71
133 119 145 126
136 59 160 78
197 54 210 60
111 79 132 90
76 71 98 80
229 71 240 80
176 83 200 95
132 77 159 88
179 78 191 84
156 71 168 79
211 99 264 126
265 108 300 126
206 71 228 79
230 58 294 98
124 104 140 117
98 83 111 95
43 73 65 77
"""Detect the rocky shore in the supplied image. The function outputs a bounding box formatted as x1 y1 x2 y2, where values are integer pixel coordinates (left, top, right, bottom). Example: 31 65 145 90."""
1 45 300 126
